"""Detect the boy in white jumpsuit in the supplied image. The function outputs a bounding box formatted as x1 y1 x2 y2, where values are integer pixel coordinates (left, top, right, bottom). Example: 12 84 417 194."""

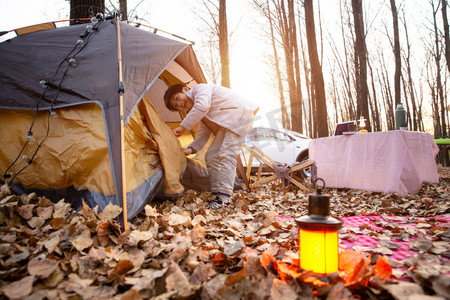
164 83 258 208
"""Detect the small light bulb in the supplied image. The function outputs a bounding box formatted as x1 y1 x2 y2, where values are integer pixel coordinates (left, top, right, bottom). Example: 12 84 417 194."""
76 39 84 47
91 16 98 24
27 132 36 142
49 110 58 118
86 24 93 32
69 58 76 67
40 80 48 88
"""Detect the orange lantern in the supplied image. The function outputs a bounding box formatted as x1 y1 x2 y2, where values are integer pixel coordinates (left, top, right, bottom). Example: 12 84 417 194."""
296 180 342 275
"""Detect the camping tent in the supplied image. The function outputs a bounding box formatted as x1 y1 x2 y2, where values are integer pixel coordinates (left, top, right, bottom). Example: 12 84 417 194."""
0 18 207 223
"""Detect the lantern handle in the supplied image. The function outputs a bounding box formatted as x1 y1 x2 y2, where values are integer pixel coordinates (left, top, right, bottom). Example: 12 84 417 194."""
312 178 326 194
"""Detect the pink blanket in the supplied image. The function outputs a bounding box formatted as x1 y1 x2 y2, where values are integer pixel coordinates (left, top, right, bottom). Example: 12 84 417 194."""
340 215 450 261
276 214 449 262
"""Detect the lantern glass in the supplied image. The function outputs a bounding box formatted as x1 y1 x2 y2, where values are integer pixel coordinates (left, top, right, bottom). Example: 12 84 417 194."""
299 228 339 274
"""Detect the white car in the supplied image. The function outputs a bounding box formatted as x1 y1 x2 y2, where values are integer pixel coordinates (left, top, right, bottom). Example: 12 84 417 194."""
240 127 312 178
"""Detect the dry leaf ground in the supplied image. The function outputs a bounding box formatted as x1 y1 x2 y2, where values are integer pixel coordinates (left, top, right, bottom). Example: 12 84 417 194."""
0 167 449 299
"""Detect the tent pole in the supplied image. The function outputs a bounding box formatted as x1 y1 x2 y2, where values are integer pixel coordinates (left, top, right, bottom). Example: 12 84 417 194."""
116 16 128 230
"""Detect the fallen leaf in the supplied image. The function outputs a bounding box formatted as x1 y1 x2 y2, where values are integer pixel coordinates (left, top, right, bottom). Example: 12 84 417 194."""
64 273 94 292
381 281 424 300
117 289 142 300
28 216 45 229
14 204 35 220
81 285 116 299
99 203 122 221
36 206 53 220
213 252 228 268
49 218 66 229
53 200 71 218
410 237 432 253
260 252 278 275
1 233 16 243
96 220 110 247
165 263 192 295
88 247 106 260
42 231 62 254
129 230 153 243
108 260 134 280
373 256 392 282
223 240 245 256
270 278 298 299
28 257 59 279
3 275 34 299
168 213 191 226
70 236 93 252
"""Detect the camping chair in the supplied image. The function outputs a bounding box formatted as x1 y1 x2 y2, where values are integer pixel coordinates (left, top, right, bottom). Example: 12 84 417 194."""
241 143 315 191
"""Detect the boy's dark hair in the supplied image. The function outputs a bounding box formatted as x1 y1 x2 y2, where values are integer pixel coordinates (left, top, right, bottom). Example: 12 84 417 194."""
164 84 186 111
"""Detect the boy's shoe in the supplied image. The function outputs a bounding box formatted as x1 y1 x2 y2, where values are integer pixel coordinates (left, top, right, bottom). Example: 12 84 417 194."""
207 194 231 209
218 194 231 207
207 198 222 209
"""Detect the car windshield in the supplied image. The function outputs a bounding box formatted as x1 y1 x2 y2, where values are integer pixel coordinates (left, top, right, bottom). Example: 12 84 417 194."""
288 131 310 140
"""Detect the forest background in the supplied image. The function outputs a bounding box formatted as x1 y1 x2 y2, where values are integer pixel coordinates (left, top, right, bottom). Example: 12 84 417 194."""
0 0 449 139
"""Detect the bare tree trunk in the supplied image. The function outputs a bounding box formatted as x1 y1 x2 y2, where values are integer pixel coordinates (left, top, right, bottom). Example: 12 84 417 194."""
401 10 419 131
265 0 289 128
351 0 371 132
379 50 395 130
195 0 231 88
340 0 356 122
304 0 328 137
204 37 221 84
367 58 381 131
252 0 291 129
219 0 231 88
401 73 412 130
289 0 303 134
427 63 442 138
277 0 297 131
418 84 425 132
442 0 450 74
119 0 127 20
297 4 312 136
70 0 105 24
390 0 401 107
432 0 447 137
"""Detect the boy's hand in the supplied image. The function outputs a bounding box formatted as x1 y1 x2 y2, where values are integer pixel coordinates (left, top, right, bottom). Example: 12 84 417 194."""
183 148 193 156
173 126 186 137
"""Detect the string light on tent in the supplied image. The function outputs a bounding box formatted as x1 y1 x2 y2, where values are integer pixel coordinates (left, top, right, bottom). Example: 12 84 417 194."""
4 14 105 185
27 131 36 143
39 80 48 88
49 109 58 118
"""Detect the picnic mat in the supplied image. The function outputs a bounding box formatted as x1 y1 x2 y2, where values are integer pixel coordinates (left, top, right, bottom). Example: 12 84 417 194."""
276 214 449 262
339 215 450 262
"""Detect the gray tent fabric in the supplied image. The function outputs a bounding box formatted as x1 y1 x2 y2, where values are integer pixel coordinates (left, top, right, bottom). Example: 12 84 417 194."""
0 19 205 220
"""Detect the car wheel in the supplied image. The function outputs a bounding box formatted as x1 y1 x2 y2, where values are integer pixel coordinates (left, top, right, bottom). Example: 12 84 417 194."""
295 151 311 180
